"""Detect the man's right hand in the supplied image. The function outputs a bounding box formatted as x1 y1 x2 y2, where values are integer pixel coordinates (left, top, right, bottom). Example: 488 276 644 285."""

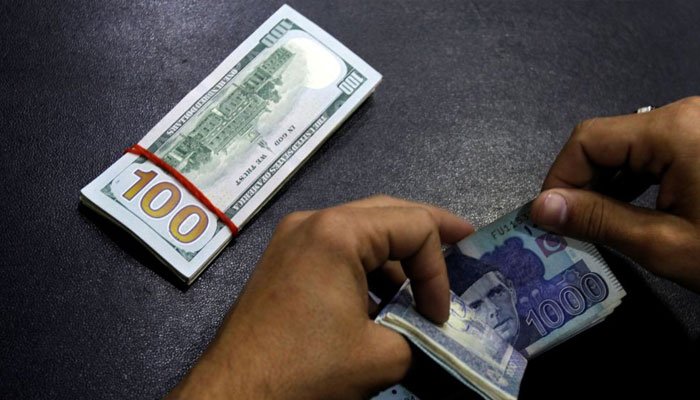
530 97 700 292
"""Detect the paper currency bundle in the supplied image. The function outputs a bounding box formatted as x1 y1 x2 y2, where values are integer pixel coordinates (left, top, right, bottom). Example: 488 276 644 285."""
376 203 626 400
80 5 381 284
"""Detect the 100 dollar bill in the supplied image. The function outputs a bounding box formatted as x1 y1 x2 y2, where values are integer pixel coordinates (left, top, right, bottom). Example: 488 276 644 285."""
81 5 381 283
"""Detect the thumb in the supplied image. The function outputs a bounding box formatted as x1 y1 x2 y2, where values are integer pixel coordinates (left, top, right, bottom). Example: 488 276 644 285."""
531 189 650 247
531 189 691 274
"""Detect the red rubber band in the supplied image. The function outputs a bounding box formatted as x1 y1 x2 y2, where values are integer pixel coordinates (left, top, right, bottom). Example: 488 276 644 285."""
125 144 239 236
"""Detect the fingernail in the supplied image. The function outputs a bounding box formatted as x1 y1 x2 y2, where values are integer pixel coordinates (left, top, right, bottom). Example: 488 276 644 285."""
537 192 568 227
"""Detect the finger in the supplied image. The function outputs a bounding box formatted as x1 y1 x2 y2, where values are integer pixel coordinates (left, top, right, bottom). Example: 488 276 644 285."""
273 210 315 234
542 111 666 191
531 188 695 277
354 322 412 393
343 194 418 208
341 206 454 323
342 195 475 243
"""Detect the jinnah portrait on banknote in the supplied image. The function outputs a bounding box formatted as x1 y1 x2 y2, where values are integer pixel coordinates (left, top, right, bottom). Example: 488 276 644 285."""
441 294 515 371
459 270 520 345
446 248 541 351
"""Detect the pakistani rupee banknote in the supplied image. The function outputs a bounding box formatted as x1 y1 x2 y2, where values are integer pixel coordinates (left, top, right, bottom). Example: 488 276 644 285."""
80 5 381 283
376 285 528 400
452 203 626 358
375 202 626 400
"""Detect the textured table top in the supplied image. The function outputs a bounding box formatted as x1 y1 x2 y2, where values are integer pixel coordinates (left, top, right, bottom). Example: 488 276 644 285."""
1 1 699 398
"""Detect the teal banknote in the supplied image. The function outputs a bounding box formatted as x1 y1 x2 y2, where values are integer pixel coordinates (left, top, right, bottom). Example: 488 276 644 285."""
81 5 381 283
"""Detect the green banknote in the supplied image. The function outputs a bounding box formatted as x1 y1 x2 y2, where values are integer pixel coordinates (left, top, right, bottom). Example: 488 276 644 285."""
81 5 381 283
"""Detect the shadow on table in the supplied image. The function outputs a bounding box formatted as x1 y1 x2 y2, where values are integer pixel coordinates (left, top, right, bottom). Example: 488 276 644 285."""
78 203 197 291
394 248 698 399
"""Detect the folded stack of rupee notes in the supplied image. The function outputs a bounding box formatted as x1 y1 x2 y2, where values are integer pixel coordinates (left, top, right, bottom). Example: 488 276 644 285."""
375 203 625 400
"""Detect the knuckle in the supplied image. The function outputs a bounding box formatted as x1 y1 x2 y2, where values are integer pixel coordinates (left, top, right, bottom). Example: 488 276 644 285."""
276 211 307 233
369 194 394 202
679 95 700 108
304 209 355 252
414 206 437 226
638 224 685 270
651 223 690 255
668 97 700 133
367 193 406 208
655 223 683 244
572 118 598 139
580 197 609 241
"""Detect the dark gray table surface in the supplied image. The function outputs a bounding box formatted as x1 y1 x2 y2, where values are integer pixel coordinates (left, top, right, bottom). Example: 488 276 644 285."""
2 1 699 398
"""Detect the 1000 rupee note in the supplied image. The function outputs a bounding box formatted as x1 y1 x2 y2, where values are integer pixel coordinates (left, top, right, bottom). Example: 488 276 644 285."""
375 202 626 400
81 5 381 283
452 202 625 357
376 285 527 400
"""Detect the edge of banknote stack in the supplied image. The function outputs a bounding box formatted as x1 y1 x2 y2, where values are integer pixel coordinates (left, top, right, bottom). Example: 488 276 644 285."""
80 5 382 284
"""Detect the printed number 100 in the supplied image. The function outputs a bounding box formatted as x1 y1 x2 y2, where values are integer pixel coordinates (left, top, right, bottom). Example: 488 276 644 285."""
122 169 209 243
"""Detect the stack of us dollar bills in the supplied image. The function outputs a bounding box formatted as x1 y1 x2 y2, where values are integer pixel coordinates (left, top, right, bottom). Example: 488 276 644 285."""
375 203 626 400
80 5 381 284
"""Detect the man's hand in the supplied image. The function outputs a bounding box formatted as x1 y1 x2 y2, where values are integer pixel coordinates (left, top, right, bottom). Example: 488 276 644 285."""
167 196 473 399
531 97 700 291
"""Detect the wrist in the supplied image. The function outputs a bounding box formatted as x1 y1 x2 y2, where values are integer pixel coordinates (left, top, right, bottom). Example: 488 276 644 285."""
167 341 269 399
